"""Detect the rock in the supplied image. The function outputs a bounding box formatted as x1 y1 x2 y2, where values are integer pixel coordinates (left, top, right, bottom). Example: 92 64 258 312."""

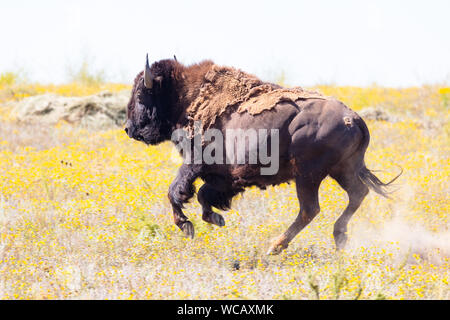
8 90 130 129
358 107 399 122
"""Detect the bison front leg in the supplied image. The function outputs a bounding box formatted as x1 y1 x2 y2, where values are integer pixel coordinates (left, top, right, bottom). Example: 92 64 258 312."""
168 164 202 238
197 184 228 227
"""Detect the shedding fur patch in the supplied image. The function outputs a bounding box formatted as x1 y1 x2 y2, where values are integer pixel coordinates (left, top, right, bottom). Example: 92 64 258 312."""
185 64 328 134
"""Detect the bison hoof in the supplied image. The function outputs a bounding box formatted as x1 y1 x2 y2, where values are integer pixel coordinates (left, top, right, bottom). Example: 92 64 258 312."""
181 221 195 239
266 245 283 255
203 212 225 227
266 238 288 255
215 214 226 227
334 234 348 251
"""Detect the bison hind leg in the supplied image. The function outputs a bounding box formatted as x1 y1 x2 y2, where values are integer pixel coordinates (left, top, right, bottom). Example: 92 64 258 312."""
198 184 238 227
330 162 369 250
267 171 325 255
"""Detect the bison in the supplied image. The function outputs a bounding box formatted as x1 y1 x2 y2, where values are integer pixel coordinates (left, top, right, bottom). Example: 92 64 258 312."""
125 55 400 254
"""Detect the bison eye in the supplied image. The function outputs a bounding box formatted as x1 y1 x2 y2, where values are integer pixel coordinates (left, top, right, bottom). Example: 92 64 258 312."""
138 90 153 105
137 94 147 105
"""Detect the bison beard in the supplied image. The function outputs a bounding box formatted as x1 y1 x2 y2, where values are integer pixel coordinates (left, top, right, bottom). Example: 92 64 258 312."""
125 56 401 255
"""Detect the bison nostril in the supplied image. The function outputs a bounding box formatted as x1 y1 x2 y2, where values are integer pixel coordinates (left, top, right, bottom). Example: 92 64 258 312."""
124 127 128 134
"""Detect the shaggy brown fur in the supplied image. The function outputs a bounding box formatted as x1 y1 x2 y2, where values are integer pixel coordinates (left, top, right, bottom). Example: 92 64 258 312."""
184 64 327 134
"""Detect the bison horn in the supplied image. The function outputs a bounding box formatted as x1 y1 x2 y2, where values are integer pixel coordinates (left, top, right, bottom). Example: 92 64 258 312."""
144 53 154 89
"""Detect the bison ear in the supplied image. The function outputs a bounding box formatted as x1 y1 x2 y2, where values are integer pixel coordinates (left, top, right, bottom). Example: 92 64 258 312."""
144 53 154 89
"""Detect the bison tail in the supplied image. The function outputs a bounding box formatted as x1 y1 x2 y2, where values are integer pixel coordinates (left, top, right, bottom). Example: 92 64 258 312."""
353 115 403 198
358 165 402 198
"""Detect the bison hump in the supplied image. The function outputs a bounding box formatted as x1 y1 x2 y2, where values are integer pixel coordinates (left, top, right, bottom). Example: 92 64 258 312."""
185 64 327 135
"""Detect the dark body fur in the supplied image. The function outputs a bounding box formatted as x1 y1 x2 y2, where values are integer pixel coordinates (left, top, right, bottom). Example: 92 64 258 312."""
125 58 400 254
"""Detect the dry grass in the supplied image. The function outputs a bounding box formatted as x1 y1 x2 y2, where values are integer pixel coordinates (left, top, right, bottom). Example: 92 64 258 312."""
0 83 449 299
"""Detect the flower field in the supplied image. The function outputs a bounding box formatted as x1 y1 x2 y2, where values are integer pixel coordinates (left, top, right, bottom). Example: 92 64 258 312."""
0 81 449 299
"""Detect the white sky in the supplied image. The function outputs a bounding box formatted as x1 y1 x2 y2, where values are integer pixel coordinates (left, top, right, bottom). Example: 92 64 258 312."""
1 0 449 86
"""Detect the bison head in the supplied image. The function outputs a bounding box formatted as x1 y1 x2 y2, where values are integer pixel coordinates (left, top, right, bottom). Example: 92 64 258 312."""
125 54 174 145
